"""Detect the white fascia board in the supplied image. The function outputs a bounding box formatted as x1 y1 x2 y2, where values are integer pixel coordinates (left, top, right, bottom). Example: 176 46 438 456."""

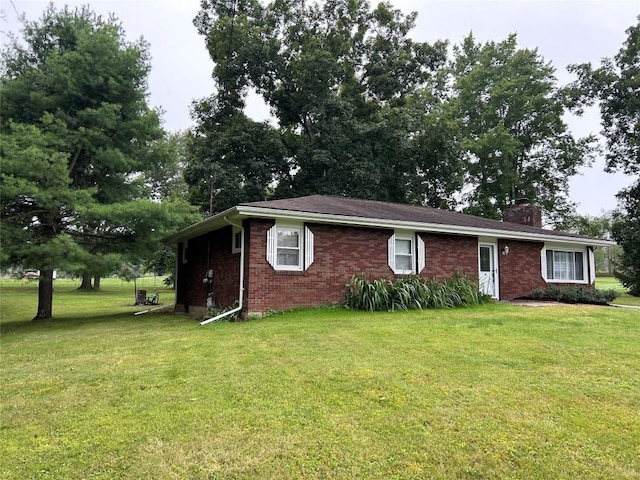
236 206 616 248
164 206 239 244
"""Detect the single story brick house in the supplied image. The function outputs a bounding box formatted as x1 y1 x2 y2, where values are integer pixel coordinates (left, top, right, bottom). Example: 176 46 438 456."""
166 195 613 321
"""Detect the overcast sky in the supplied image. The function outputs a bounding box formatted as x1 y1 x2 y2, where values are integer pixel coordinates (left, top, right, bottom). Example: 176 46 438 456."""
2 0 638 217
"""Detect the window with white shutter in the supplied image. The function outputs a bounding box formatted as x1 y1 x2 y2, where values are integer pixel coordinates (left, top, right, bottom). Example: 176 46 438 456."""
266 223 314 271
388 232 418 275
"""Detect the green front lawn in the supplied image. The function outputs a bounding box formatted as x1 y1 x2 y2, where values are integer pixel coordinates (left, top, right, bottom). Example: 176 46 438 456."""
1 281 639 479
596 276 640 306
596 276 627 292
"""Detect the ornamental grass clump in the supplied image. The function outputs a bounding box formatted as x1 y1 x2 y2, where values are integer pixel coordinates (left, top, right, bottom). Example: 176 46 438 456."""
344 277 392 311
344 273 491 311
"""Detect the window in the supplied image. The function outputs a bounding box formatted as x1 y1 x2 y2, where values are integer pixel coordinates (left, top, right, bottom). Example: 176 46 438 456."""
544 248 586 282
395 236 414 274
277 226 301 267
266 223 314 271
232 228 242 254
388 232 425 275
479 245 492 272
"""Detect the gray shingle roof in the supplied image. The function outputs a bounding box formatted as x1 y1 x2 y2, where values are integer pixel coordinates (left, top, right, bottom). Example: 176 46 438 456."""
240 195 604 242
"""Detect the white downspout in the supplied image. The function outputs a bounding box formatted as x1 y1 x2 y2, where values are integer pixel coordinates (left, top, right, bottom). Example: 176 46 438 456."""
134 304 174 316
200 216 245 325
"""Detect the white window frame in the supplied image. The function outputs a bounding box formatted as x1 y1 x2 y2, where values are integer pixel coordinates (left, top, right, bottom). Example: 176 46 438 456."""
232 227 242 254
388 231 424 275
266 222 314 272
541 244 589 284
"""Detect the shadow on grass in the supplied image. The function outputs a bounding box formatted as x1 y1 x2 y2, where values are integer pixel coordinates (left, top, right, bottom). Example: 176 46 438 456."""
0 281 181 336
0 310 196 337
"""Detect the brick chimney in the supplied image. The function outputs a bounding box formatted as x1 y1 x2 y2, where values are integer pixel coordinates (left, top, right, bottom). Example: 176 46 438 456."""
503 199 542 228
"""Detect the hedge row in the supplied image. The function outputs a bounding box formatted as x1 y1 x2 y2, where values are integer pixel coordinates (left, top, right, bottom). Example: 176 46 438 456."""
527 285 618 304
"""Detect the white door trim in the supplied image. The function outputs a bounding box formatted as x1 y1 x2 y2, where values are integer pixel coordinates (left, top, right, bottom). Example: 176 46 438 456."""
478 242 499 299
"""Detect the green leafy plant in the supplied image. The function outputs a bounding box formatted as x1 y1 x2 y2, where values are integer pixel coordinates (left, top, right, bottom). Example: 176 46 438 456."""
527 285 618 304
344 273 491 312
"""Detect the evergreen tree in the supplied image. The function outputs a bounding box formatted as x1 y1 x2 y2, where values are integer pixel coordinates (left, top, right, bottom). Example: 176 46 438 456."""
0 5 191 318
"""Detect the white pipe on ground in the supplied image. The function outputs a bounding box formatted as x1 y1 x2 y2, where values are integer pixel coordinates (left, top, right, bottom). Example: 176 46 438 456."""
200 216 245 326
134 304 174 316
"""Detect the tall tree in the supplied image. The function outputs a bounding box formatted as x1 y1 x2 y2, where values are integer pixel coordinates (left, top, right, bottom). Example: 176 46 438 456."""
568 16 640 175
450 34 595 221
189 0 448 210
143 132 192 202
186 104 290 214
612 184 640 295
1 124 90 311
401 87 465 209
568 17 640 294
0 5 172 318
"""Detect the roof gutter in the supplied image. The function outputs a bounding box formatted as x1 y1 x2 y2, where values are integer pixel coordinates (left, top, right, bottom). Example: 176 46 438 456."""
235 206 616 247
200 216 244 326
164 206 238 244
166 204 615 248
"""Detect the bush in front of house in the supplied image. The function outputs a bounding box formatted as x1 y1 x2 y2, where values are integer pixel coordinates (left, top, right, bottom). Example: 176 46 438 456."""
344 272 493 312
527 285 618 305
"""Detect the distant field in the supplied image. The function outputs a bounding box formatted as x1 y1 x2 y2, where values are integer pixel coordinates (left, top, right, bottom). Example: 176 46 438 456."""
596 277 640 306
0 276 172 320
595 276 625 292
0 275 167 291
1 281 639 479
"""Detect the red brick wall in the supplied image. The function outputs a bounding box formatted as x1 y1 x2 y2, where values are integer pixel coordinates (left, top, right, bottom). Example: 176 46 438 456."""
497 240 594 299
497 239 546 299
244 224 485 314
175 226 241 313
421 233 479 280
178 219 594 314
244 220 395 314
503 204 542 228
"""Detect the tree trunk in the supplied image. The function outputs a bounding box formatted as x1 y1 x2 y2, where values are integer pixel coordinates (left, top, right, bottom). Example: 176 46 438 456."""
33 269 54 320
93 274 101 289
78 271 93 290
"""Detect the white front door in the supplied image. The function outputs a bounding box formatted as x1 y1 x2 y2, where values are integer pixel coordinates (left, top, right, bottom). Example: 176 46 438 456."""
479 243 498 298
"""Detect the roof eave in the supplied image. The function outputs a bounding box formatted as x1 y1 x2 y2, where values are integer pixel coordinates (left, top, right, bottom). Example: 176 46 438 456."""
164 204 615 247
236 206 616 247
164 206 240 244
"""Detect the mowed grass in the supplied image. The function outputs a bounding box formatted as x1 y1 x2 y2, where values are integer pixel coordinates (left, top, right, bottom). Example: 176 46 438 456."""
1 280 639 479
596 276 640 307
